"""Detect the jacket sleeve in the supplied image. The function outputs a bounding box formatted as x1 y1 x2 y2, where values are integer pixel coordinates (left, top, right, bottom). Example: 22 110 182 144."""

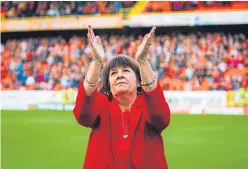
73 82 103 128
144 81 171 132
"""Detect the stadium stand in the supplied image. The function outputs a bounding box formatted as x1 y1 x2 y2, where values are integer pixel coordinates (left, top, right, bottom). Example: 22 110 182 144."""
1 32 247 91
143 1 248 13
1 1 247 91
1 1 136 18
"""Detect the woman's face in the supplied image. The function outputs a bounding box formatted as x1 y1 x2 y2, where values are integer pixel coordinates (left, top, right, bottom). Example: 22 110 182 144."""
109 66 138 97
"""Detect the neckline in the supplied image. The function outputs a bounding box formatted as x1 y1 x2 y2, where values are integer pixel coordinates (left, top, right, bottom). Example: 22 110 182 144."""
112 94 145 110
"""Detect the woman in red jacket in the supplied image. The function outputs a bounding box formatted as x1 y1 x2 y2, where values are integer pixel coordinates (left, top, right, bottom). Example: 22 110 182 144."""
73 25 171 169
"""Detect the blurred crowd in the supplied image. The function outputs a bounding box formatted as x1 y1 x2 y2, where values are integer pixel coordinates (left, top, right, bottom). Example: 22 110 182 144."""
1 32 248 91
1 1 136 18
144 1 246 13
2 1 247 18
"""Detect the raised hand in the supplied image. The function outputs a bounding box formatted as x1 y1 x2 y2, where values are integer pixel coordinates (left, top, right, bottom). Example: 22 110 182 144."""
135 27 156 63
87 25 104 63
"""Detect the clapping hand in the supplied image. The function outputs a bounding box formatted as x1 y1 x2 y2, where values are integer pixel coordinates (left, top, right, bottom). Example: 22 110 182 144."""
87 25 104 63
135 27 156 63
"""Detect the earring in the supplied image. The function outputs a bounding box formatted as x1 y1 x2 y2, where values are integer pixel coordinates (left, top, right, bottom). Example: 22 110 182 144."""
107 90 112 96
137 86 143 94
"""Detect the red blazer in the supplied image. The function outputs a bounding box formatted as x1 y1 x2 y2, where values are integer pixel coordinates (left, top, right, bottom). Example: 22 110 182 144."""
73 82 171 169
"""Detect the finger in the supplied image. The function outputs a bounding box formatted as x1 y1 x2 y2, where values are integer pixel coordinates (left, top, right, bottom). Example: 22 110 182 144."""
144 33 149 40
91 29 96 39
88 25 96 43
145 36 152 47
88 34 97 56
96 36 102 45
88 25 92 37
88 26 93 43
88 28 96 45
141 34 149 46
146 27 156 46
149 27 156 41
87 33 94 48
87 33 92 44
150 27 156 36
89 24 96 39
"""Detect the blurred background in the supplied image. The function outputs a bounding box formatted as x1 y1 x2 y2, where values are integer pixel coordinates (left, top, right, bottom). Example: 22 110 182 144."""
1 1 248 169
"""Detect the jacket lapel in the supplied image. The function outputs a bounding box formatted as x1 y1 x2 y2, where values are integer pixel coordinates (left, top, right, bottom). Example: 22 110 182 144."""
129 95 145 140
100 101 115 169
110 100 121 148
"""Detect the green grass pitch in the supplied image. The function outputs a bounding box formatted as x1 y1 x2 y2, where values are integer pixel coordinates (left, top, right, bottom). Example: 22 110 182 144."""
2 110 248 169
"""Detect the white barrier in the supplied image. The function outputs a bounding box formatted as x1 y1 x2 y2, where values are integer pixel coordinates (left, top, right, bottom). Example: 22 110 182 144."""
126 11 248 27
1 90 62 110
0 90 247 115
204 107 244 115
164 91 228 114
164 91 226 106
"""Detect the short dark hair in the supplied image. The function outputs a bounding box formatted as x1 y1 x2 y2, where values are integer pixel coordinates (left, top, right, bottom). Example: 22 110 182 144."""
100 55 142 100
